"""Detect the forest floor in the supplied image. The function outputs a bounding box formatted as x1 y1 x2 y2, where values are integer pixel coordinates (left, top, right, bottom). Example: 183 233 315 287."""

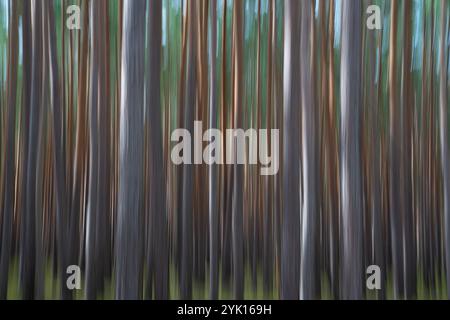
5 257 448 300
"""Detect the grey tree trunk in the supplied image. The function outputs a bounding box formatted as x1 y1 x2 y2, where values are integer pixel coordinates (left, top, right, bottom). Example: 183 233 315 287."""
402 0 416 299
47 0 70 299
367 3 386 299
96 0 112 295
86 2 97 297
146 0 168 299
300 0 319 300
340 0 364 299
18 0 32 297
208 0 219 300
86 0 102 298
326 0 340 298
115 0 146 299
281 0 301 300
439 0 450 299
263 0 275 295
22 0 44 299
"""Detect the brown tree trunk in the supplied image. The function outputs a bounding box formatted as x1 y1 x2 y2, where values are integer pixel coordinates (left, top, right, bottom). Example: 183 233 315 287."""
0 0 18 298
180 0 198 299
208 0 219 300
340 0 364 299
232 0 244 300
388 0 405 299
146 0 169 299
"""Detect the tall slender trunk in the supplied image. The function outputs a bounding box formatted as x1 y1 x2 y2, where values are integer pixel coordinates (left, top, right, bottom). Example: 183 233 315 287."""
327 0 340 298
71 0 89 291
146 0 168 299
115 0 146 299
300 0 319 299
369 2 386 299
281 0 301 300
180 0 197 299
47 0 70 299
176 0 188 286
18 0 32 296
263 0 274 295
388 0 405 299
208 0 219 300
86 0 100 298
98 0 112 293
232 0 244 300
86 0 112 298
0 0 18 298
22 0 44 299
340 0 363 299
439 0 450 299
403 0 416 298
220 0 233 287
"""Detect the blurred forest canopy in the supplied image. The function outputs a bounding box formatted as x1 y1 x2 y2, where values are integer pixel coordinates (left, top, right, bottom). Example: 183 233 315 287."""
0 0 449 300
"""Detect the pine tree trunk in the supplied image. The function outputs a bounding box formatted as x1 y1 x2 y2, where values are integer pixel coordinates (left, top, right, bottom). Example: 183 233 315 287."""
22 0 44 299
232 0 244 300
300 0 319 299
208 0 219 300
281 0 301 300
0 0 18 299
340 0 364 299
180 0 197 299
115 0 146 299
146 0 169 299
439 0 450 299
388 0 405 299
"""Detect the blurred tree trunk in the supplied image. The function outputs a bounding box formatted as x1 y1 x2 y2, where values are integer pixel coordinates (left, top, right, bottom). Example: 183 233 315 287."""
220 0 233 287
402 0 416 299
252 0 261 292
47 0 71 299
86 0 100 298
232 0 244 300
86 0 112 298
326 0 340 298
439 0 450 299
300 0 319 299
388 0 405 299
115 0 146 299
146 0 169 299
98 0 112 294
419 6 432 292
71 0 89 289
281 0 301 300
366 1 386 299
194 0 209 285
340 0 363 299
180 0 197 299
428 6 438 296
263 0 274 295
18 0 32 296
21 0 44 299
0 0 18 299
208 0 219 300
318 0 328 297
176 0 188 286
